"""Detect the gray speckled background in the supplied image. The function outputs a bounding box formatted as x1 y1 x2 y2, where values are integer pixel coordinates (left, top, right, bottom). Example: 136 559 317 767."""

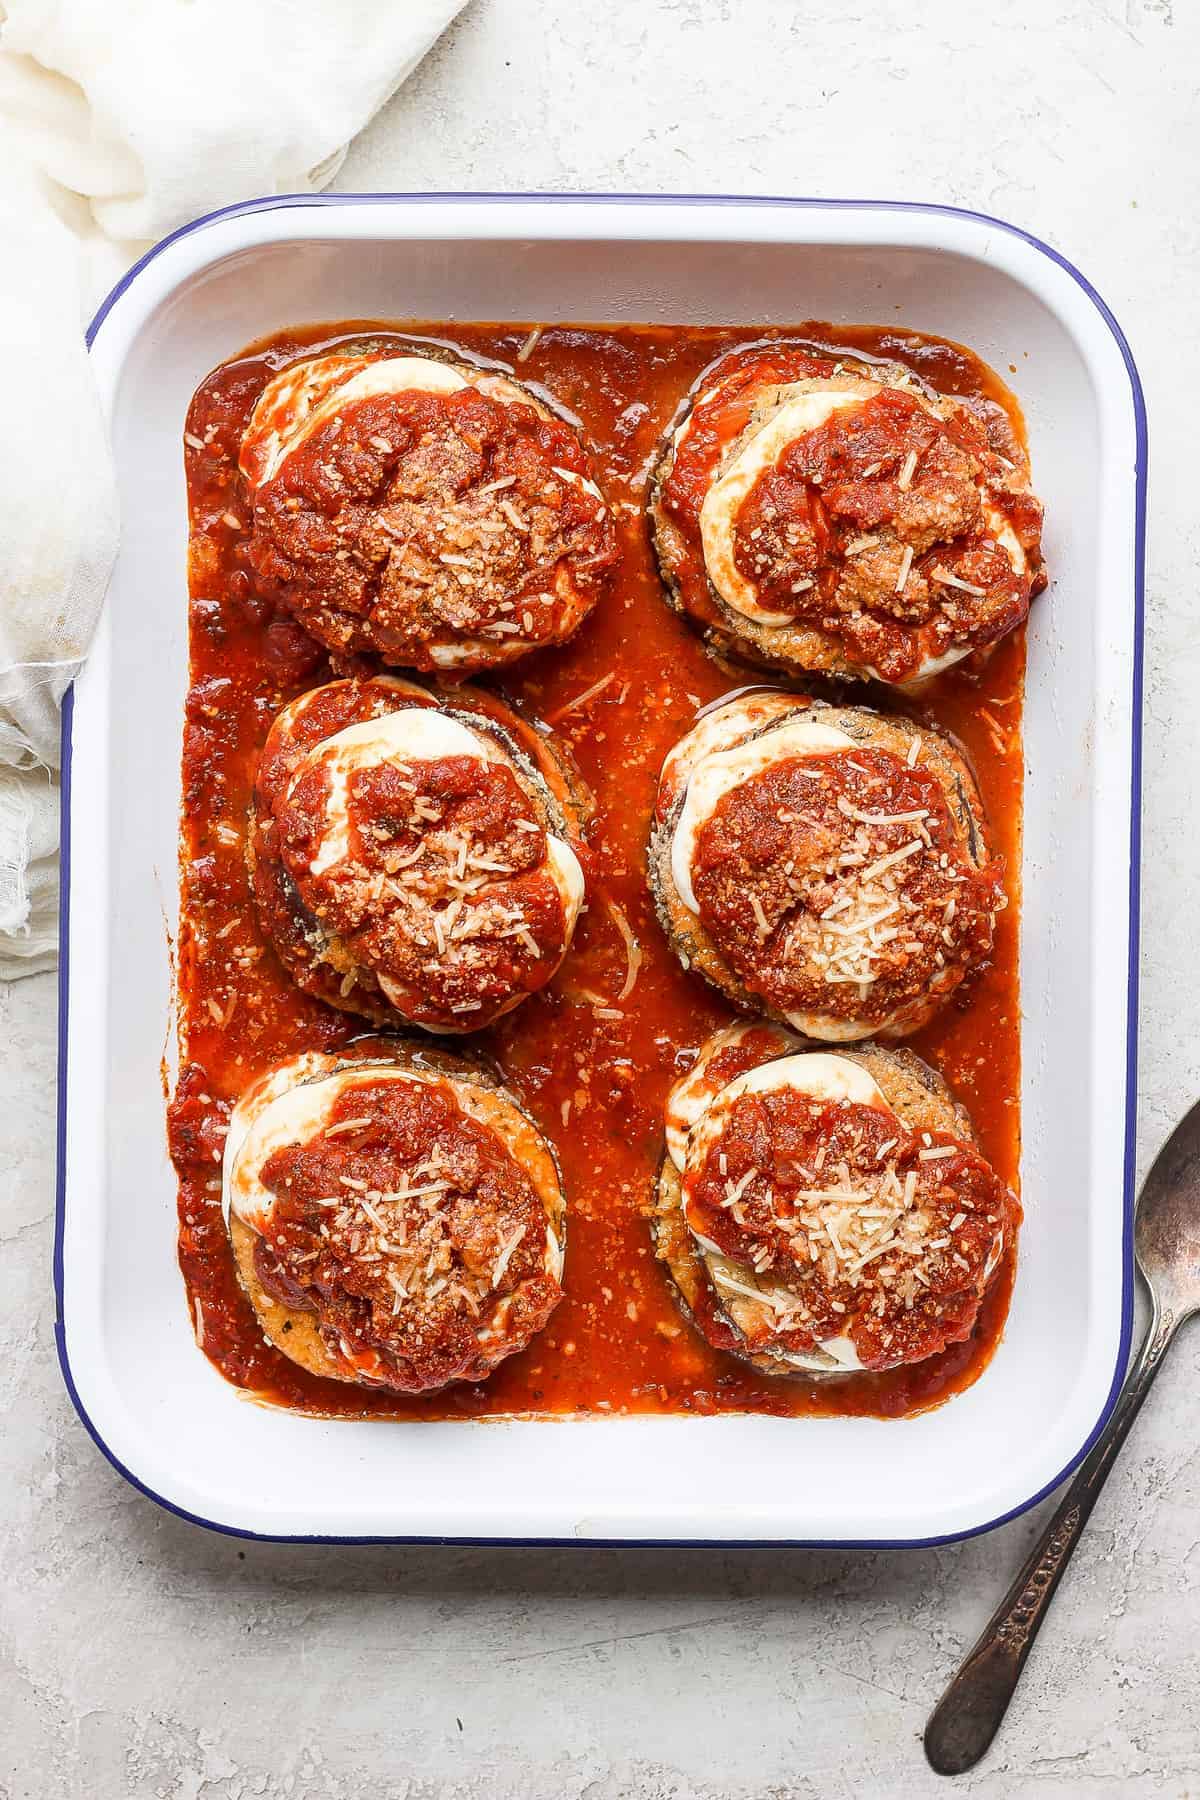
5 3 1200 1794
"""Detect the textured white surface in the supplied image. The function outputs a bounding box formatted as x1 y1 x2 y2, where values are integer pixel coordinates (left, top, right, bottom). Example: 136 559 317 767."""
3 0 1199 1793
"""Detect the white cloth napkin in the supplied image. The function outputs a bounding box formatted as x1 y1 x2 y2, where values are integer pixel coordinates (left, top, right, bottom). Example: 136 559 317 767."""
0 0 464 977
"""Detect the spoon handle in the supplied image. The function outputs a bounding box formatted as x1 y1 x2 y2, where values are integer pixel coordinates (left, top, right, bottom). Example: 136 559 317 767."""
924 1301 1177 1776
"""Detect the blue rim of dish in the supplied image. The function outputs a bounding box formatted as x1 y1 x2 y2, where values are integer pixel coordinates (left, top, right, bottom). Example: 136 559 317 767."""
57 191 1145 1547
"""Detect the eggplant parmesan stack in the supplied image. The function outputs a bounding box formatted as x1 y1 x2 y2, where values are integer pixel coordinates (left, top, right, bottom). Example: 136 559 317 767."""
249 674 587 1033
649 340 1044 684
222 1040 565 1393
239 349 618 671
653 1024 1019 1375
649 690 1004 1041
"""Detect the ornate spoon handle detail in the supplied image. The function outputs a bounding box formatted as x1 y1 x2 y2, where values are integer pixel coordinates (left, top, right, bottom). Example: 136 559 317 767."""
924 1304 1177 1775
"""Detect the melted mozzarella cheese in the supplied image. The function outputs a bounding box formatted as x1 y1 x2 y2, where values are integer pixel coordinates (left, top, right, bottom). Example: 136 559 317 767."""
699 382 879 623
545 834 587 921
223 1060 418 1229
670 1038 1003 1374
427 638 519 670
241 354 470 489
684 1052 890 1185
290 709 500 878
670 717 855 913
286 704 586 936
222 1052 341 1223
985 505 1028 576
704 1237 868 1375
893 643 972 683
664 1021 801 1173
238 354 367 487
658 690 799 809
267 676 429 754
801 1335 866 1371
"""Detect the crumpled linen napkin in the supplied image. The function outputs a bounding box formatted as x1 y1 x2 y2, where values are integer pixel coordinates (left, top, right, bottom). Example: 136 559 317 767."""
0 0 464 977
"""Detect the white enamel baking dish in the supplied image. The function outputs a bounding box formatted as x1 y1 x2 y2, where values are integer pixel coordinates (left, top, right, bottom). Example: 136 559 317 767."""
57 195 1144 1545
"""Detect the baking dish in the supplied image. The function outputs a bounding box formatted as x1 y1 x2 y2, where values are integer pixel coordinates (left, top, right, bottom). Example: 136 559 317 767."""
57 194 1144 1544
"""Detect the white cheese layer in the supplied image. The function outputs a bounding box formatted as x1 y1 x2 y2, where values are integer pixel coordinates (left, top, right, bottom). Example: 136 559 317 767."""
544 835 587 920
669 717 855 913
241 354 470 489
664 700 955 1040
229 1067 429 1231
285 705 585 934
291 710 499 878
658 690 799 809
683 1052 890 1186
241 355 607 508
699 383 878 625
664 1021 801 1174
223 1055 406 1228
267 675 428 754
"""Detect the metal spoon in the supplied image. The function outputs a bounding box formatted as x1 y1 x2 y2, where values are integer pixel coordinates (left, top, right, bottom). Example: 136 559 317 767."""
924 1098 1200 1776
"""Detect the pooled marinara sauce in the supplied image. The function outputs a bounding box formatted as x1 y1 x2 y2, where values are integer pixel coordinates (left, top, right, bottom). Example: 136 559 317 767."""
173 320 1027 1421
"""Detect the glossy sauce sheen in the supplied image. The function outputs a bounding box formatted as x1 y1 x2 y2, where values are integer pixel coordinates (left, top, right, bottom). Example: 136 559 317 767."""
175 320 1025 1421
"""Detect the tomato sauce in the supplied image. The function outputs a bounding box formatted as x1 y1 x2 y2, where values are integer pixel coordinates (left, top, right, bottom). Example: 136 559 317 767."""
174 319 1026 1422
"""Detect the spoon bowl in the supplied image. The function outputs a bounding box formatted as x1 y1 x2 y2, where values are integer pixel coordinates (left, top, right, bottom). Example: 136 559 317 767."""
1135 1095 1200 1315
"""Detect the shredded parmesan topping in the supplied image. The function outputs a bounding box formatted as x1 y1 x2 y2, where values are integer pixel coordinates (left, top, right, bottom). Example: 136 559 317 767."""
516 326 543 364
930 565 989 598
256 1111 553 1353
605 895 643 1003
546 671 616 723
